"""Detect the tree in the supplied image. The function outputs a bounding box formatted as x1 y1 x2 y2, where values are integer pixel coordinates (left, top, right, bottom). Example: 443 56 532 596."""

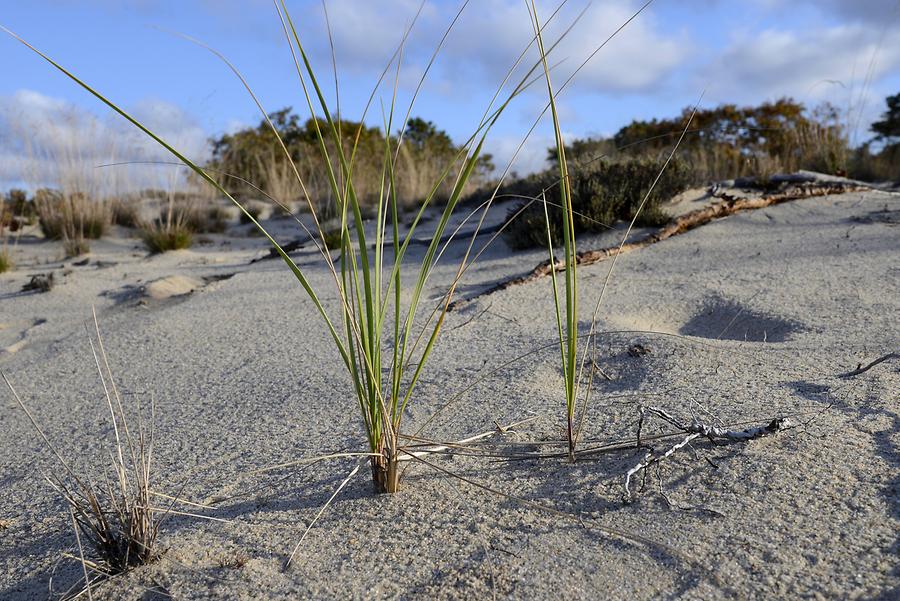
871 92 900 145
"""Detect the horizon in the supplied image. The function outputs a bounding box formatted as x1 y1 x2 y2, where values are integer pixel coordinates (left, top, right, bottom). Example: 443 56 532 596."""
1 0 899 191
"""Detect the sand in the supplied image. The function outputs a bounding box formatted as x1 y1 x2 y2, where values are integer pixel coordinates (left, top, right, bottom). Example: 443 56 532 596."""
0 184 897 599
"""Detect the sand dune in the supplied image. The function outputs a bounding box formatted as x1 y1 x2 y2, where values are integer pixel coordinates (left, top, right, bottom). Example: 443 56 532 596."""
0 186 897 599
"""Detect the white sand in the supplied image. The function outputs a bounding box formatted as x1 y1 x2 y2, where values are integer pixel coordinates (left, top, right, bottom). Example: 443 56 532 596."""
0 187 897 599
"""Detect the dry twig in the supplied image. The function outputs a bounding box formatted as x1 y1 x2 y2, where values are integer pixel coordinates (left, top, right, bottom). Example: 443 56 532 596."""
625 405 793 502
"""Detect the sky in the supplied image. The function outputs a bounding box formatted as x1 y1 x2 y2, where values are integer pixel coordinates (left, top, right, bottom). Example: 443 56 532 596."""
1 0 899 190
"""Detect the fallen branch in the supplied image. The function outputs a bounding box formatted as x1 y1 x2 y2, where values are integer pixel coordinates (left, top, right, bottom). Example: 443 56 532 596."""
625 405 793 502
448 182 869 311
838 352 898 379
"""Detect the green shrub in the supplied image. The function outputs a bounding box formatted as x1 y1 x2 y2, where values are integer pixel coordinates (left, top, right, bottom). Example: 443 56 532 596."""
503 158 692 249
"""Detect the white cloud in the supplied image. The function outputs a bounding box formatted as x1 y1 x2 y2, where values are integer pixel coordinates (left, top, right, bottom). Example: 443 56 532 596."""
274 0 688 96
443 0 689 94
702 24 900 104
0 90 210 192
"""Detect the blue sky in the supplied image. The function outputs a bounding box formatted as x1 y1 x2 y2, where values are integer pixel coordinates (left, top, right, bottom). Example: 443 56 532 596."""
1 0 899 189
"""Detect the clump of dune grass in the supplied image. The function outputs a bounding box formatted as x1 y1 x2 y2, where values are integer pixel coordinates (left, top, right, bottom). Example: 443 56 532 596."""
140 191 196 252
36 189 109 256
141 222 193 253
238 201 264 224
179 203 230 234
0 203 15 273
109 197 142 228
0 249 12 273
1 312 161 590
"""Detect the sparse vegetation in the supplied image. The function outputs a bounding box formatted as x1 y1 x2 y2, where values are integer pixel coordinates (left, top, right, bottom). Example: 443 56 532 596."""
2 314 162 582
208 109 493 214
141 222 193 253
109 197 142 228
181 204 229 234
0 200 15 272
0 250 12 273
503 158 692 249
238 201 264 224
35 189 109 256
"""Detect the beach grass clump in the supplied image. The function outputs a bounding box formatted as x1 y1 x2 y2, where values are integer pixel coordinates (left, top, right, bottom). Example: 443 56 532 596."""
6 0 587 494
160 201 229 234
36 188 109 256
37 190 109 240
186 204 230 233
0 249 12 273
2 314 161 584
109 197 142 228
141 222 193 253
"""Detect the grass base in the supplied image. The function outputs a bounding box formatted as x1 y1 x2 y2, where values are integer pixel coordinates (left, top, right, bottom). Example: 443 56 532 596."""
371 456 400 494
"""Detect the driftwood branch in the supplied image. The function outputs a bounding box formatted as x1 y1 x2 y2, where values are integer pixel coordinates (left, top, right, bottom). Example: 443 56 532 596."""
625 406 793 502
448 182 869 311
838 352 898 379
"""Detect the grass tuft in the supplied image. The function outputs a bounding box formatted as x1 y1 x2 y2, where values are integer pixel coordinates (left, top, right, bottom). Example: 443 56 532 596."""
2 311 161 588
141 223 193 253
109 198 142 228
37 190 109 241
0 249 12 273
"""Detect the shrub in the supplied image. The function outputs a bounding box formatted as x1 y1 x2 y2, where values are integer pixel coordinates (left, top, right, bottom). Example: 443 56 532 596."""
503 158 692 249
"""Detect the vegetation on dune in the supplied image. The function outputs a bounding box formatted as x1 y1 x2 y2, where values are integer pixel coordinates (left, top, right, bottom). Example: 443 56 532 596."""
34 188 109 256
499 95 899 249
502 158 693 249
109 197 142 228
208 109 494 214
3 315 163 585
3 0 544 497
141 222 193 253
1 4 897 594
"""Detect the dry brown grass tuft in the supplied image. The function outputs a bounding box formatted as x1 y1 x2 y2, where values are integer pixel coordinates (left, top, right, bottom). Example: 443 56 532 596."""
109 197 142 228
36 190 109 256
2 311 162 589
